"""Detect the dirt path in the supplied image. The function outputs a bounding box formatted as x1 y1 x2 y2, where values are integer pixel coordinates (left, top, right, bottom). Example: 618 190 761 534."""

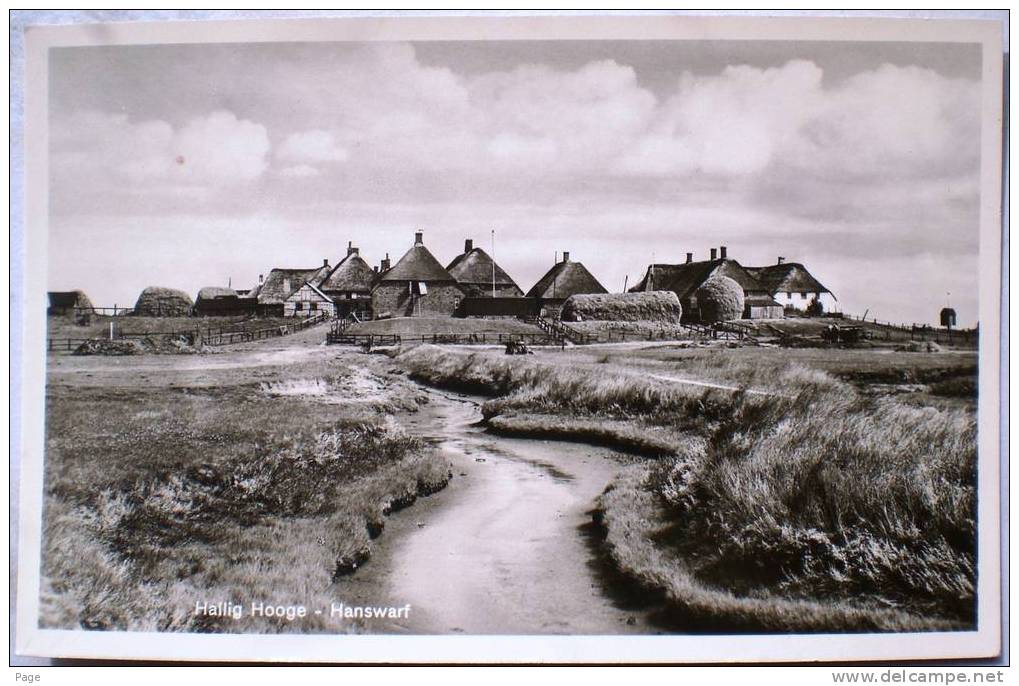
332 386 659 635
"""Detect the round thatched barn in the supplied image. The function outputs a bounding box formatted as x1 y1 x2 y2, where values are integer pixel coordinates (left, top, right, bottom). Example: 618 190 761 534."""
133 286 194 317
561 291 683 323
694 275 744 323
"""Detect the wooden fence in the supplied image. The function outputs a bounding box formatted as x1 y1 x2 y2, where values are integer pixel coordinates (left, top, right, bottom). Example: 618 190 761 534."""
840 314 978 346
48 312 329 353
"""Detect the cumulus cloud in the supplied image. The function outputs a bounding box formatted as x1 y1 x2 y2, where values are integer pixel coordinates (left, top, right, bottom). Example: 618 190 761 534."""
52 109 269 194
278 164 321 178
48 42 985 325
277 129 349 165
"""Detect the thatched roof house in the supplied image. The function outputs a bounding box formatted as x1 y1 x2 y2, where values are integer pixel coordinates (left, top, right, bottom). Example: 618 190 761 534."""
629 247 780 321
745 260 831 296
320 243 377 300
284 280 336 318
371 231 464 317
525 252 607 302
253 262 331 305
446 238 522 297
744 258 835 313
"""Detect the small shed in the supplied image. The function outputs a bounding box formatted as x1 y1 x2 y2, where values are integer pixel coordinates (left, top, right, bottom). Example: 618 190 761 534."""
194 287 257 317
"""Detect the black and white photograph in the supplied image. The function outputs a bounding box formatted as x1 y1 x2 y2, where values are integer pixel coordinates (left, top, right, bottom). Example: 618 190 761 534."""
12 11 1005 665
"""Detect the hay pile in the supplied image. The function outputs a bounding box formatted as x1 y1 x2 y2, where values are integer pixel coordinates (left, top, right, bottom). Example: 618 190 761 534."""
74 339 146 356
133 287 194 317
74 334 203 356
561 291 682 323
695 276 744 323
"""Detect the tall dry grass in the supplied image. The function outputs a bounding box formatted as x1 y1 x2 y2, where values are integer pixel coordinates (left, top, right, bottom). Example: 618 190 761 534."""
42 356 447 633
398 345 977 629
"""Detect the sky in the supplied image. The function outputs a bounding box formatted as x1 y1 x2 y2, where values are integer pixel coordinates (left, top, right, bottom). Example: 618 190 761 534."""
48 39 985 326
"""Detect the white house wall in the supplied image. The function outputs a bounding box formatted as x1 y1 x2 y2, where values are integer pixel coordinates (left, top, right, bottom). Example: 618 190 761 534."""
284 284 337 318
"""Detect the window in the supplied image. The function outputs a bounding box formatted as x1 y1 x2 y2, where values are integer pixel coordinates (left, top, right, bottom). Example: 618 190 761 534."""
310 302 318 311
800 292 806 299
786 292 792 299
295 302 303 311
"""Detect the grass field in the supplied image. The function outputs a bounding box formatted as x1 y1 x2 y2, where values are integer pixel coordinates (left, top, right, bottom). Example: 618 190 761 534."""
397 344 978 631
41 344 449 633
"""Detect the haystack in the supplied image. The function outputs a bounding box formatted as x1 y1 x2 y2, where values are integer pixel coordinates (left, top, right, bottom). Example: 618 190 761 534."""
133 286 194 317
47 290 94 316
695 276 744 323
561 291 683 323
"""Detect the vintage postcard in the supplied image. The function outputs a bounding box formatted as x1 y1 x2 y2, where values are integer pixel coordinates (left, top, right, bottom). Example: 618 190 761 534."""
13 12 1005 663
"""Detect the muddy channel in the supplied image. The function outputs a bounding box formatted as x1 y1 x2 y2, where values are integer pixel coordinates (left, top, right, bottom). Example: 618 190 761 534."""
331 382 663 635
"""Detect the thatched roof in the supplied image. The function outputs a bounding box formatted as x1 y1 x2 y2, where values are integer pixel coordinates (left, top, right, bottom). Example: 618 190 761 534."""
378 237 456 283
447 246 520 290
320 253 377 294
196 287 237 302
744 293 782 307
629 259 766 299
744 263 833 297
526 258 607 300
561 291 682 323
256 266 330 304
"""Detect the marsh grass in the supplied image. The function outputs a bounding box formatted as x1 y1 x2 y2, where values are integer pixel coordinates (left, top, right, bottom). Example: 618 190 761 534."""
398 345 977 630
41 355 447 633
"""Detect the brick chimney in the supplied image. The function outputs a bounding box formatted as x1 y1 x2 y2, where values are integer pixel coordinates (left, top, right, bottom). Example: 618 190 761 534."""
347 241 358 257
686 252 693 264
464 238 474 253
258 274 264 284
777 256 785 265
414 231 424 245
323 258 329 267
562 251 570 263
710 248 717 260
720 245 727 259
381 253 391 271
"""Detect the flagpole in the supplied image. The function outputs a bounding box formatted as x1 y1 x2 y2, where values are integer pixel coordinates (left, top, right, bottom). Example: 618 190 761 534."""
491 229 496 298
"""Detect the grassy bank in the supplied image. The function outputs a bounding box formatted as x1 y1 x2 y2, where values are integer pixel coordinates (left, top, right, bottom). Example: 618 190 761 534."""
42 350 448 633
397 345 976 631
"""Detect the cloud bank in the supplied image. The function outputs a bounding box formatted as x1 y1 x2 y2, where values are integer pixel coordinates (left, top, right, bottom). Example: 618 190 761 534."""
47 41 984 326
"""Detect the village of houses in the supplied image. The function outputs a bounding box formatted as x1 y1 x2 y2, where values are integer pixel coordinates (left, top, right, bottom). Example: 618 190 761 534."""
50 230 836 336
198 231 833 324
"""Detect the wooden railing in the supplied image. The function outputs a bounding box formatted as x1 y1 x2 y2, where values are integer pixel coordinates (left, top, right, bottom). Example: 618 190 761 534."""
47 312 330 353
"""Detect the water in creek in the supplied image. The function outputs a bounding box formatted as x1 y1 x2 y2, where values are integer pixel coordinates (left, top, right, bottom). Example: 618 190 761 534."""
332 386 662 635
